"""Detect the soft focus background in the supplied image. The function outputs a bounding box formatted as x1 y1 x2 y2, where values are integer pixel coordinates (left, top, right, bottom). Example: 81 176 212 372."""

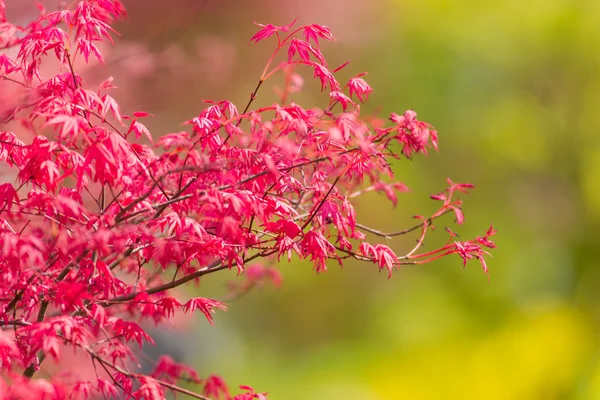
9 0 600 398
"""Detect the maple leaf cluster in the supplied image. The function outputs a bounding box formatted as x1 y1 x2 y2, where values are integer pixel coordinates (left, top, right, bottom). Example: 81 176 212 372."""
0 1 495 399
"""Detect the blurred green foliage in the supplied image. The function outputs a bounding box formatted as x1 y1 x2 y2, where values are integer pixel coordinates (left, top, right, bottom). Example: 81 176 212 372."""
119 0 600 398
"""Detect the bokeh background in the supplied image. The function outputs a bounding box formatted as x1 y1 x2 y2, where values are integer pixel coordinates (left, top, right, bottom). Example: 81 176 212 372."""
9 0 600 398
114 1 600 399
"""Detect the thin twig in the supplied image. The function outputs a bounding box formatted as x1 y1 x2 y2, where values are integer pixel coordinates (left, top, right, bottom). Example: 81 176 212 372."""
355 208 453 238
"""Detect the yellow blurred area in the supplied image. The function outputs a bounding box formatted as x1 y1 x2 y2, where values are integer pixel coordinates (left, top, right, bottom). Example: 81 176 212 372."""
370 306 592 399
109 0 600 398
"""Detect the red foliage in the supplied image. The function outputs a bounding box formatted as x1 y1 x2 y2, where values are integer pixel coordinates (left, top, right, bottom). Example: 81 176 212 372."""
0 1 494 398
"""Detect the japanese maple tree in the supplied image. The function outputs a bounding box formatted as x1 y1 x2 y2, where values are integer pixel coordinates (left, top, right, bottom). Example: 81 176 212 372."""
0 1 495 399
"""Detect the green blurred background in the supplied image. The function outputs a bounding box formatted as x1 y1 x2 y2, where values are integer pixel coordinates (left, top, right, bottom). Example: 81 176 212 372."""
110 0 600 398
